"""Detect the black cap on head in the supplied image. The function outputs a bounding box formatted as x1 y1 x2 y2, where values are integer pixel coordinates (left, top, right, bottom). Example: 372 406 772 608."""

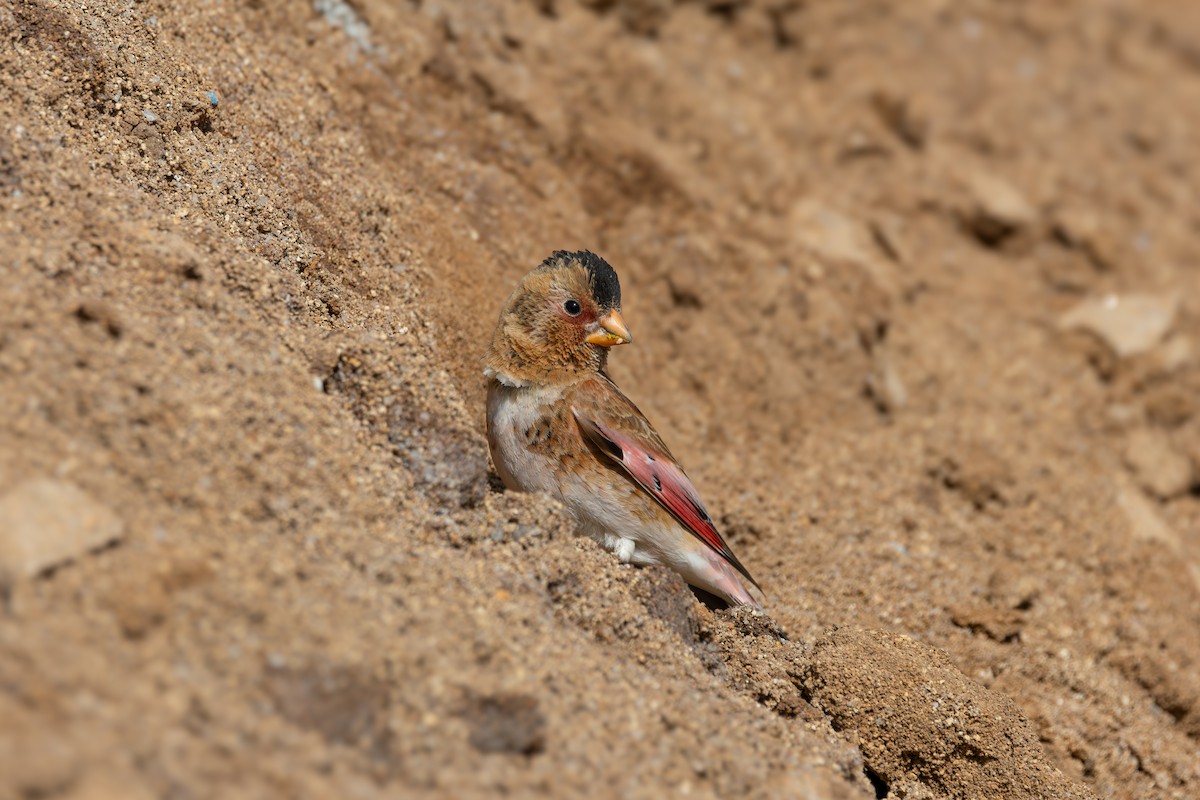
542 250 621 310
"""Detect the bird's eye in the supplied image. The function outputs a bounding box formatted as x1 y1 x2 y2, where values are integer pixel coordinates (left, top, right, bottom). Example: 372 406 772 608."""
563 299 582 316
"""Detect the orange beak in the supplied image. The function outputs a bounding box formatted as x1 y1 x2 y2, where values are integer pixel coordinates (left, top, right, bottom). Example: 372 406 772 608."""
585 309 632 347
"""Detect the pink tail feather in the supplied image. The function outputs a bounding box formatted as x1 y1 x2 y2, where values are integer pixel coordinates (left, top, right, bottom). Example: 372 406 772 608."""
704 553 763 609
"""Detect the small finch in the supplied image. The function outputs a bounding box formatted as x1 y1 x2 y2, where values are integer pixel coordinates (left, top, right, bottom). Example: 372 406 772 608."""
484 250 762 607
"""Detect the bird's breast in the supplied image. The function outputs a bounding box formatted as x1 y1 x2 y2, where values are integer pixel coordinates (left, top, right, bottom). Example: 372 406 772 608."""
486 380 567 495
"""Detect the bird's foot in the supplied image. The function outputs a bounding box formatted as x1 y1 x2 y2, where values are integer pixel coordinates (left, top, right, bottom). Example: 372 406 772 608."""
614 537 636 564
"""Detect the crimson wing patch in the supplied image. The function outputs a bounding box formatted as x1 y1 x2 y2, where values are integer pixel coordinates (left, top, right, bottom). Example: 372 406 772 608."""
572 408 761 592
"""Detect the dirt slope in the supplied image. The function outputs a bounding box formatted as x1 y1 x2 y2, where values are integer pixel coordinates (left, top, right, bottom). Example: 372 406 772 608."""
2 1 1199 798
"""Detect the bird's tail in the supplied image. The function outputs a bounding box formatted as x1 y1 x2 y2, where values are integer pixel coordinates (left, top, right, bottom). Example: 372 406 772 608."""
704 552 763 610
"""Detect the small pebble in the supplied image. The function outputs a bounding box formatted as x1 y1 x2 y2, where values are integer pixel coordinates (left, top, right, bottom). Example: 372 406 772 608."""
0 480 125 578
1060 292 1179 358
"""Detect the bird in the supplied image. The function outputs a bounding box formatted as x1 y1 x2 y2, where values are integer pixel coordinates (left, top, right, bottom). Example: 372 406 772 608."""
483 250 762 607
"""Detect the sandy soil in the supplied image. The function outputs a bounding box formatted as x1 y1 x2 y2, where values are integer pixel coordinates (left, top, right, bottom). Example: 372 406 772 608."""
2 1 1199 798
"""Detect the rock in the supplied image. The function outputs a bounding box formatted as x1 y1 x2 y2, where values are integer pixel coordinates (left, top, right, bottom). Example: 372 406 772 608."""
0 480 125 578
959 168 1038 246
869 213 912 265
872 90 933 149
1116 481 1199 603
929 442 1014 510
1060 292 1179 359
105 573 169 639
1051 206 1121 272
864 350 908 414
1124 428 1193 499
1157 333 1194 373
1116 481 1181 549
986 564 1042 612
949 602 1024 642
790 199 870 261
790 199 899 298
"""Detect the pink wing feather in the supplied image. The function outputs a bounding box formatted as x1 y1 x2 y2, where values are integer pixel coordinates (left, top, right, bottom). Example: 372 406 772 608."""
570 379 762 593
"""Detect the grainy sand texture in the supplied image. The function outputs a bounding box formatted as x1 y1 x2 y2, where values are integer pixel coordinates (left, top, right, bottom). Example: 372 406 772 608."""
2 2 1199 798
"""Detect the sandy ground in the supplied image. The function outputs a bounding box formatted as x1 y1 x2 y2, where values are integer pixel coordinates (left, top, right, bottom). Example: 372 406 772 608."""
2 1 1200 798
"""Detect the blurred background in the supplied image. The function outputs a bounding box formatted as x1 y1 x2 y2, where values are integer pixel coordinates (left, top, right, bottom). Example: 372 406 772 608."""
2 2 1198 798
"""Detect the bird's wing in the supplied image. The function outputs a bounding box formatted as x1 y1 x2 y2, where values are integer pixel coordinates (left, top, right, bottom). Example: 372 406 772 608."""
569 375 762 593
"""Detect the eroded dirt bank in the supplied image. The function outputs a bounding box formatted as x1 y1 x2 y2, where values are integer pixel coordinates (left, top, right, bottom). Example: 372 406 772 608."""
2 1 1199 798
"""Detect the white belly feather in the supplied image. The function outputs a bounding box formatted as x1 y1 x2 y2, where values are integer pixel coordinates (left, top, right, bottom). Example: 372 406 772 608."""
486 378 562 495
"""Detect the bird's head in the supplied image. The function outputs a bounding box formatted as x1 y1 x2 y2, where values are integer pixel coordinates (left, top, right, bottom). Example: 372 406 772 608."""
484 250 632 386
